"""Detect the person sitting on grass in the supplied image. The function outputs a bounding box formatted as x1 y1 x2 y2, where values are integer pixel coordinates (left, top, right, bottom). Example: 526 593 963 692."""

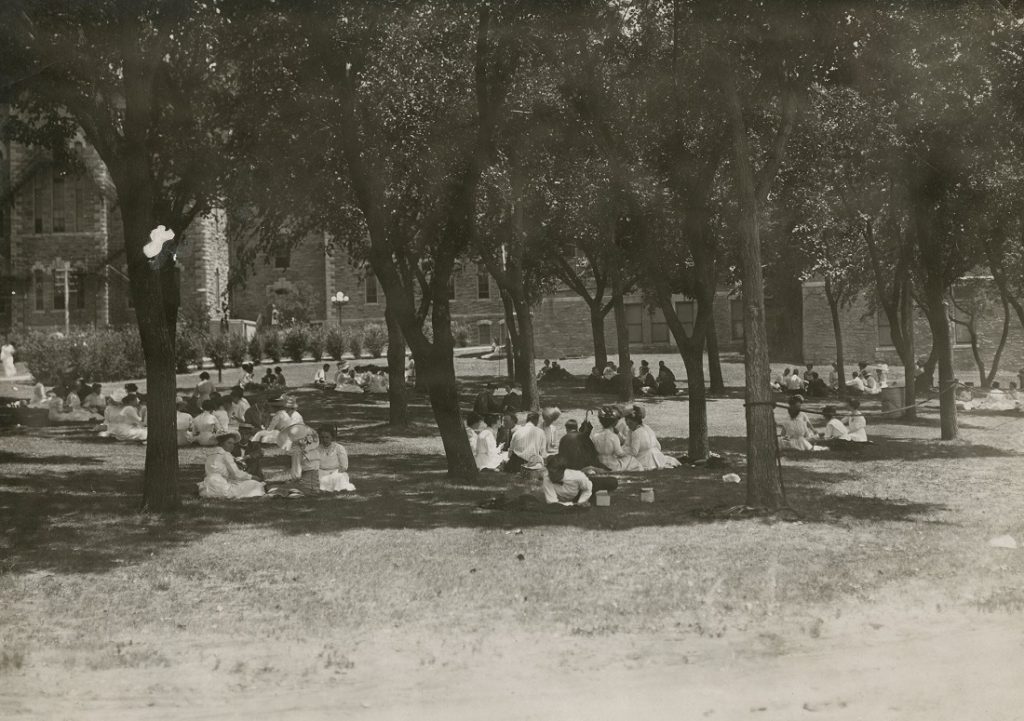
806 371 830 399
251 396 304 449
537 359 551 381
110 393 147 442
194 371 215 406
176 398 196 447
197 431 266 499
506 411 546 475
656 361 677 396
273 366 288 388
636 361 657 395
590 406 641 471
228 387 253 430
82 383 106 413
261 368 275 388
602 362 618 382
820 405 851 442
540 406 565 456
365 370 388 395
287 426 322 495
475 414 507 471
862 370 881 395
192 399 225 447
501 387 521 413
542 455 593 506
237 363 255 390
558 418 597 471
777 402 819 451
61 384 102 422
786 368 805 393
624 405 681 469
496 411 519 451
803 364 815 383
844 398 868 442
846 371 865 395
473 383 500 416
465 411 484 446
585 365 603 392
317 424 355 492
214 395 235 432
312 363 330 386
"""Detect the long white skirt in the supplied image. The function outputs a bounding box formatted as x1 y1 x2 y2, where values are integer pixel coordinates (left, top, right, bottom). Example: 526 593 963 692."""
251 428 290 450
597 454 643 472
198 473 265 499
319 469 356 492
634 449 682 469
100 424 147 441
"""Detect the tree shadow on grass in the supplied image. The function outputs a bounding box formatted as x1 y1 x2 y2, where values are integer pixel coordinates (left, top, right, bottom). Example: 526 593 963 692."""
0 445 949 577
690 435 1016 462
0 451 103 466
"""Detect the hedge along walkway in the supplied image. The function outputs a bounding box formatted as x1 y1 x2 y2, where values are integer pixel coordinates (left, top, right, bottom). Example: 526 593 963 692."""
1 360 1024 719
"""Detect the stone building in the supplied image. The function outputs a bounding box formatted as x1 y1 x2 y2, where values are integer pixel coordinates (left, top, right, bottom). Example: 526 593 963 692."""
0 126 228 334
802 278 1024 380
228 234 785 360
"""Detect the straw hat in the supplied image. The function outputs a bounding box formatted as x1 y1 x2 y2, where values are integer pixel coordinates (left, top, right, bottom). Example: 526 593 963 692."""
216 430 241 443
541 406 561 422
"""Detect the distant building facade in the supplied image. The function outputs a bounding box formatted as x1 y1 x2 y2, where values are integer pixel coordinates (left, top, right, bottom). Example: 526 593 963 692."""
0 122 227 334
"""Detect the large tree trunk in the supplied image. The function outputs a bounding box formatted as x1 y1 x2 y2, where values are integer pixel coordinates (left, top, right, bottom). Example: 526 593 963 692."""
924 290 958 440
900 286 917 420
611 288 633 403
706 320 725 394
421 345 477 479
986 296 1011 387
722 70 789 510
590 302 609 370
824 278 845 401
123 200 181 513
682 348 709 460
385 305 409 427
501 292 517 383
513 298 540 412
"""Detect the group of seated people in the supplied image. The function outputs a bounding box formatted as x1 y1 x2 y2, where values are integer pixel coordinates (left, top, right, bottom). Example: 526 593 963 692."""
29 378 152 442
955 380 1022 412
312 362 390 395
773 361 889 398
198 421 354 500
467 402 681 479
537 359 574 384
777 394 868 451
585 359 678 396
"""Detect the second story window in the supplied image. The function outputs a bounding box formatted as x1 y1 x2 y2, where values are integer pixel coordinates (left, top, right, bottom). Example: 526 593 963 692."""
365 273 378 304
274 246 290 269
477 264 490 299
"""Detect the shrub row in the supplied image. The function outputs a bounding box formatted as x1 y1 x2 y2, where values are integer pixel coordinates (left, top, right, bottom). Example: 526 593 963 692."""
16 327 146 387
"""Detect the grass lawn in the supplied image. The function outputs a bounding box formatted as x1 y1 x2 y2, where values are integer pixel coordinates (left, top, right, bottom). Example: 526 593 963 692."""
1 357 1024 720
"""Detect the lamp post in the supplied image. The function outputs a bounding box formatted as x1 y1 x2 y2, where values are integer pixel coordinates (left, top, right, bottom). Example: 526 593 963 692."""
331 291 350 328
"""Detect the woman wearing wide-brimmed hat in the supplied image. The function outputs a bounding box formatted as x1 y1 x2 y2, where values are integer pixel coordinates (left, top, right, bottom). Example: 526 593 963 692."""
198 430 265 499
251 396 304 449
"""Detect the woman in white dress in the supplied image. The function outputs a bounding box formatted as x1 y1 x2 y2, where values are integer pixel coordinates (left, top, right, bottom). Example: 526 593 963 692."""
540 407 565 456
109 394 148 441
590 407 642 471
844 398 868 442
862 371 881 395
1 338 16 377
198 431 266 499
821 405 851 442
48 386 101 423
192 399 225 446
251 396 304 449
777 404 818 451
65 388 102 421
624 406 681 469
474 414 507 471
176 399 196 447
334 369 365 395
317 425 355 492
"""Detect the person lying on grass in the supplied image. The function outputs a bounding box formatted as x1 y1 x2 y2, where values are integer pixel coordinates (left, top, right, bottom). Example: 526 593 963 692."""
317 424 355 492
197 430 265 499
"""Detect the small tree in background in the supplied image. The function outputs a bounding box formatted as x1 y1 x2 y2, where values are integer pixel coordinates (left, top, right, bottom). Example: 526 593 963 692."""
362 323 387 358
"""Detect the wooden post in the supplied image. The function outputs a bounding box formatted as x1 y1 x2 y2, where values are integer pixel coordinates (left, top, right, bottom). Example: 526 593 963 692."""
63 262 71 336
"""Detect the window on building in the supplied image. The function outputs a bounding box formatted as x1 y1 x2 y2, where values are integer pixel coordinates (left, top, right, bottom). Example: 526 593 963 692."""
477 264 490 299
950 290 972 346
33 174 46 234
448 274 456 300
877 310 893 348
478 321 492 346
52 176 66 232
69 270 85 310
274 246 290 269
365 273 378 304
73 174 85 232
650 308 669 344
675 300 695 337
52 269 66 310
730 298 744 340
624 303 644 344
33 270 46 311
